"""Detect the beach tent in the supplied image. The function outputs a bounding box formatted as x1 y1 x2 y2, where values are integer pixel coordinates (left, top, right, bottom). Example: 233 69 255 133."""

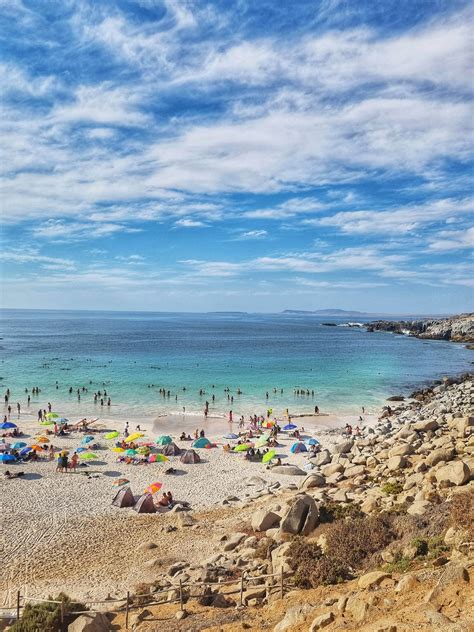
0 454 16 463
156 435 172 446
283 423 297 431
192 437 212 449
223 433 239 439
112 486 135 508
133 493 156 514
161 442 181 456
113 478 129 487
180 449 201 464
290 442 307 454
0 422 17 430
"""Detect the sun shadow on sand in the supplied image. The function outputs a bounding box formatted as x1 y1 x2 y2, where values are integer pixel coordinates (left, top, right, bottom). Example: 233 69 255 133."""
103 470 123 477
23 472 42 480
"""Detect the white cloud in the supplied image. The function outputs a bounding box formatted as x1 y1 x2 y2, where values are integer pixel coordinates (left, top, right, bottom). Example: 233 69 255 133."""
428 226 474 251
237 230 268 239
174 218 207 227
31 220 142 241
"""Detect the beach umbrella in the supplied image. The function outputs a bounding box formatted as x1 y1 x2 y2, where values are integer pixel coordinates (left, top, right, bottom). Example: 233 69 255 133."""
11 442 27 449
56 417 69 424
112 447 125 453
148 453 169 463
233 443 253 452
105 431 119 440
0 422 17 429
30 444 44 451
290 441 307 454
262 449 276 463
255 437 269 448
283 423 297 431
113 478 129 487
39 420 53 426
223 433 239 439
0 453 16 462
136 447 150 455
125 449 137 456
306 438 319 446
80 452 98 460
144 482 162 494
263 421 275 429
81 435 94 444
36 436 49 443
156 435 172 446
20 447 32 455
125 432 144 443
76 447 87 453
46 412 59 419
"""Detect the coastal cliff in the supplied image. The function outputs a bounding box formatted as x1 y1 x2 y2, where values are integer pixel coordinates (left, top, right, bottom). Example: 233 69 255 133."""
366 313 474 343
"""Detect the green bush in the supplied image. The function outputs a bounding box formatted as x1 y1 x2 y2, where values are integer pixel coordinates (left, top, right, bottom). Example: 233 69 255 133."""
10 593 86 632
319 502 363 523
381 482 403 496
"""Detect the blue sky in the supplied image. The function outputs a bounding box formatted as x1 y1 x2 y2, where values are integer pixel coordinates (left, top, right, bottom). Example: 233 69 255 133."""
1 0 473 313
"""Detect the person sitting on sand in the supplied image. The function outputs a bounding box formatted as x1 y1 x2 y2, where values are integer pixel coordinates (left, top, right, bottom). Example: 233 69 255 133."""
180 432 186 441
194 429 199 439
166 491 173 508
158 493 169 507
223 443 231 452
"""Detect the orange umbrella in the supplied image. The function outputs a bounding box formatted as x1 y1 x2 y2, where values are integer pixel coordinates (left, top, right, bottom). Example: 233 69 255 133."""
144 482 163 494
30 444 44 451
36 436 49 443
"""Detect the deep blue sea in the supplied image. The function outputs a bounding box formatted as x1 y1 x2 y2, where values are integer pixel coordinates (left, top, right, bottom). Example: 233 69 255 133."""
0 310 472 421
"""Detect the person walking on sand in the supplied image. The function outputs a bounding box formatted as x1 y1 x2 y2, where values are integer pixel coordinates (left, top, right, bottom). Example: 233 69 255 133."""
70 452 78 472
17 402 20 416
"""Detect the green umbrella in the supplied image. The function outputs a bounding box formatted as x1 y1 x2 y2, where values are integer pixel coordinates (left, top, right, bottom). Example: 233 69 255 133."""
105 431 119 439
80 452 98 460
233 443 252 452
125 449 137 456
255 437 269 448
156 435 172 445
46 412 59 419
262 449 276 463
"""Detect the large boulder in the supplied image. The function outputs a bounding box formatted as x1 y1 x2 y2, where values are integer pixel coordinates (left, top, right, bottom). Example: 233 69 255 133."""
251 510 280 532
321 463 344 477
413 419 439 432
425 562 470 608
387 455 408 471
331 440 353 454
68 613 110 632
357 571 391 590
388 443 413 458
299 473 325 489
280 493 319 536
271 541 292 574
273 603 314 632
271 465 305 476
310 449 331 466
426 448 455 467
435 461 470 486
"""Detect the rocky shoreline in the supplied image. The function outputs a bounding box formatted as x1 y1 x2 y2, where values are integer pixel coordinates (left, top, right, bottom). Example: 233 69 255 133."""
366 313 474 343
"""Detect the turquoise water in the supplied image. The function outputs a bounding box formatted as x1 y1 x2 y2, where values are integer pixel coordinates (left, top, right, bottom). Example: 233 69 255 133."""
0 309 472 421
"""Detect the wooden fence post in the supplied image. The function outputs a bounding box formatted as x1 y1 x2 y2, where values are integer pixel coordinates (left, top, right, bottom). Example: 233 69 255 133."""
239 574 245 607
179 580 184 611
280 568 284 600
16 590 20 621
125 591 130 630
60 597 65 631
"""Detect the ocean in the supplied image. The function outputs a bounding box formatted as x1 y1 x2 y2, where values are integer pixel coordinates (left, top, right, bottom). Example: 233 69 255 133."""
0 309 472 422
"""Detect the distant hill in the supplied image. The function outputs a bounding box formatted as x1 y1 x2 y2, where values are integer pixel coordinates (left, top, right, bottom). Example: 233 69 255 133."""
282 309 372 317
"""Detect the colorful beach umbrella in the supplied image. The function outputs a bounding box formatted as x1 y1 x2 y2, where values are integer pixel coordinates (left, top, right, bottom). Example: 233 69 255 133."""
56 417 69 424
125 449 137 456
145 482 162 494
156 435 172 445
125 432 144 443
39 420 53 426
263 421 275 428
113 478 129 487
20 447 32 455
105 431 120 439
30 444 44 451
81 435 94 444
306 438 319 446
283 423 297 431
233 443 253 452
79 452 97 460
46 413 59 419
36 436 49 443
255 437 269 448
112 447 125 453
148 453 169 463
136 447 150 455
76 447 87 453
262 449 276 463
0 453 16 462
290 441 307 454
0 422 17 429
223 433 239 439
11 442 27 449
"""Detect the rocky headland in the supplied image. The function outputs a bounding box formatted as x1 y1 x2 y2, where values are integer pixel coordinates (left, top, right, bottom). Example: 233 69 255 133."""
366 313 474 343
28 374 473 631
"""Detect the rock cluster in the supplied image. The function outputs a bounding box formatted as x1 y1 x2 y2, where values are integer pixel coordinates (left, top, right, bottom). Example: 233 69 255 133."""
366 313 474 342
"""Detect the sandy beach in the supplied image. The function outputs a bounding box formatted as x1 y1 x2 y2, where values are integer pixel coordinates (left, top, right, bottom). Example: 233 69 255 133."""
1 405 376 604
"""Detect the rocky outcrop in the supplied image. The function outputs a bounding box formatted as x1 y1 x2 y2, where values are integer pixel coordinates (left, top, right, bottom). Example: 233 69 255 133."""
366 313 474 342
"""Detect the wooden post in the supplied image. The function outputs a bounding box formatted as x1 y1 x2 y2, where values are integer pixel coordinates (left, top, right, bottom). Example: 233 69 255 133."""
16 590 20 621
60 597 65 631
179 579 183 611
125 591 130 630
280 567 284 600
239 574 245 607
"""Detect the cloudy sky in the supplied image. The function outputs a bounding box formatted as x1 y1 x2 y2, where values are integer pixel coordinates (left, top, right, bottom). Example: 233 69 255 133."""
1 0 473 313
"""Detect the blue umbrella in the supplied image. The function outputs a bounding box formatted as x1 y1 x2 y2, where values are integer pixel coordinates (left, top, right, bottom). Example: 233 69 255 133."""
20 447 32 456
82 435 94 444
56 418 69 424
12 442 27 449
306 438 319 446
223 433 239 439
76 447 87 453
0 422 17 430
283 423 297 431
0 454 16 462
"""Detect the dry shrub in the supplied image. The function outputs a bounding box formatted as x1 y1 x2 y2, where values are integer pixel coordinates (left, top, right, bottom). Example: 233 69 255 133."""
10 593 86 632
319 502 363 523
449 491 474 539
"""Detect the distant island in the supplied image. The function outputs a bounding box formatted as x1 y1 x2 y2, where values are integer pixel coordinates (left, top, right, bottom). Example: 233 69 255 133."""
282 309 372 317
